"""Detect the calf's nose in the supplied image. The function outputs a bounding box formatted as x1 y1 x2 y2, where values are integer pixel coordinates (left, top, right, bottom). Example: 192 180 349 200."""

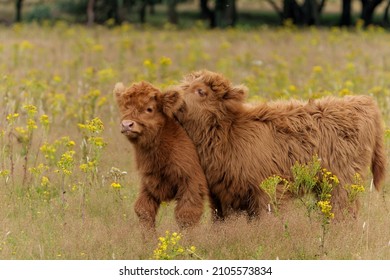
121 120 134 133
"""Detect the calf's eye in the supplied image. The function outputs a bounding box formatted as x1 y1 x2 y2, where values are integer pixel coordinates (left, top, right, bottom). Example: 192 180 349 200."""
197 88 206 97
146 107 153 113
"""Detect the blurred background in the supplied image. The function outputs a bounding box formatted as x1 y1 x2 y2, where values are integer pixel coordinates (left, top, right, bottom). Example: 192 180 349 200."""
0 0 390 29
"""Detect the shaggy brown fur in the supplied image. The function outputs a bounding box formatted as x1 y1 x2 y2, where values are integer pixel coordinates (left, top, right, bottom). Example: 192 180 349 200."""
114 81 208 231
174 69 386 220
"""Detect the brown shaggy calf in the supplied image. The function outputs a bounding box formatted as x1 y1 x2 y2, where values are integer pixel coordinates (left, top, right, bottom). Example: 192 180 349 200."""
114 81 208 231
174 70 386 220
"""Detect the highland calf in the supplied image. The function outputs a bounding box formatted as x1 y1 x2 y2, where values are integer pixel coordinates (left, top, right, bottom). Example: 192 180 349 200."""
114 81 208 231
174 70 386 220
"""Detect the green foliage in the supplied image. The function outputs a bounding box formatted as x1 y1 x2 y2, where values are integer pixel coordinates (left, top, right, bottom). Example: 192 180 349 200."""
260 156 343 255
288 157 337 222
26 4 53 22
291 156 322 196
344 173 366 204
259 175 289 214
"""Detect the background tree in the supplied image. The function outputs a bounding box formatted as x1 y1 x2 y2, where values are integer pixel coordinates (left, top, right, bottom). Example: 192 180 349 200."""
215 0 237 27
87 0 95 26
281 0 326 25
166 0 178 24
267 0 326 26
15 0 24 22
384 0 390 26
340 0 352 26
6 0 390 28
360 0 384 26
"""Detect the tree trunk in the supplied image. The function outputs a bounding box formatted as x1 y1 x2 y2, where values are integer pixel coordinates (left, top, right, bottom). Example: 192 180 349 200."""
384 0 390 25
303 0 320 25
318 0 327 13
107 0 120 24
199 0 216 27
283 0 303 24
214 0 226 27
149 4 155 15
215 0 237 27
139 0 148 23
227 0 237 27
87 0 95 26
15 0 24 22
361 0 384 26
340 0 352 26
200 0 211 18
167 0 178 24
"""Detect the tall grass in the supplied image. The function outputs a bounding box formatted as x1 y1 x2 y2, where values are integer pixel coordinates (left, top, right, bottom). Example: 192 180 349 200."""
0 23 389 259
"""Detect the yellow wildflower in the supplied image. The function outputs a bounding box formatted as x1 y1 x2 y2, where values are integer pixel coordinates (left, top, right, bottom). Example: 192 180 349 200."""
39 114 50 128
0 170 10 177
111 182 121 189
143 59 153 67
19 40 34 51
6 113 19 124
312 65 323 73
317 200 334 219
23 104 37 118
27 119 37 130
159 56 172 66
41 176 50 187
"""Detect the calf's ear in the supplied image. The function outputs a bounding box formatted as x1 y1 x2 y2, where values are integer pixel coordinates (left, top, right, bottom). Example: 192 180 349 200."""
223 85 248 102
113 82 125 101
162 88 184 118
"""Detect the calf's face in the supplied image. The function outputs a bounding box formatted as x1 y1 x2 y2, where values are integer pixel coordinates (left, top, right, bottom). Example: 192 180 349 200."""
114 81 182 144
177 70 247 124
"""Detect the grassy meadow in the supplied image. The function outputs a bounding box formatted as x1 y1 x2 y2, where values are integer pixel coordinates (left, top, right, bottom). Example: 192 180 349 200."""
0 22 390 260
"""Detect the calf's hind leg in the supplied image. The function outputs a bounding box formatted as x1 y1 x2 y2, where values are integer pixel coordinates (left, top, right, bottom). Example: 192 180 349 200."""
174 191 204 229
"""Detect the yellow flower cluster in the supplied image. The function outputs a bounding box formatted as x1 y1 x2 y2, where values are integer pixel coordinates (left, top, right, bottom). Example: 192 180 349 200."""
27 119 38 131
56 150 75 176
39 114 50 129
110 182 121 189
78 117 104 134
23 104 37 118
0 170 10 177
317 200 335 220
83 89 101 100
259 174 289 213
97 67 116 83
344 173 365 203
40 143 57 161
88 136 107 148
19 40 34 51
316 168 336 222
312 65 323 74
29 163 49 176
40 176 50 187
79 160 97 173
319 168 338 201
6 113 19 124
143 59 153 67
322 168 339 185
159 56 172 66
15 126 28 141
350 184 365 193
152 231 196 260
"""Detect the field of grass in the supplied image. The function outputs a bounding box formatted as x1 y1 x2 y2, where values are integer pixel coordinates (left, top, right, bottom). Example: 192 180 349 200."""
0 22 389 260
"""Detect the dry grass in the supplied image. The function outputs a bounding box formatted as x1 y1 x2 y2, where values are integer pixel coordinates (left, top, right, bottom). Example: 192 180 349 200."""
0 23 389 260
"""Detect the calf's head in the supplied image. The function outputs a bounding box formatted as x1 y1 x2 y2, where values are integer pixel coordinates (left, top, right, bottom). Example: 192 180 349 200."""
177 70 248 124
114 81 183 144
